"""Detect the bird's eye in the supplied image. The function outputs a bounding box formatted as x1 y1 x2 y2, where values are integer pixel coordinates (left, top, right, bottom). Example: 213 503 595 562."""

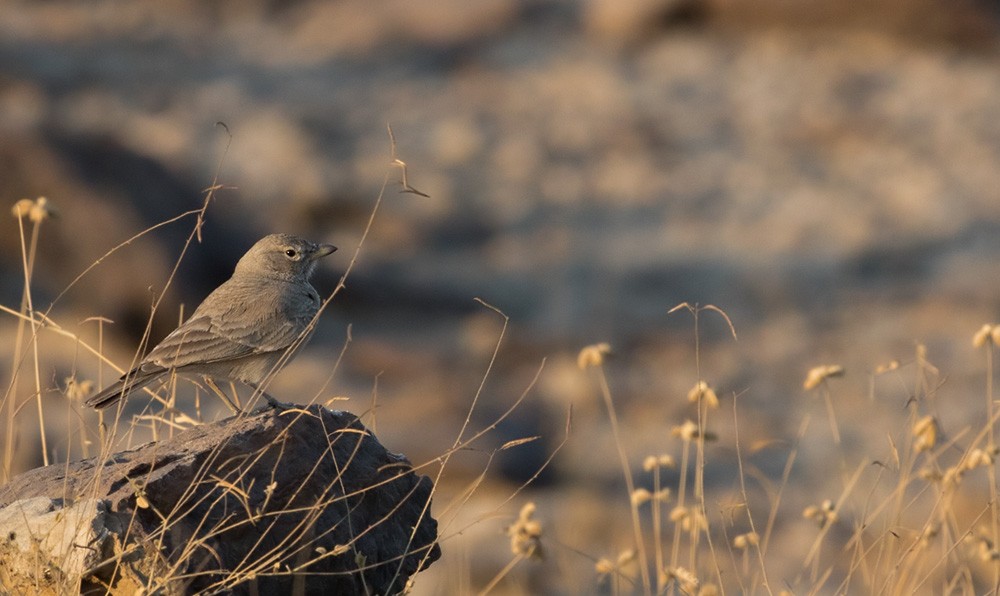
284 249 297 258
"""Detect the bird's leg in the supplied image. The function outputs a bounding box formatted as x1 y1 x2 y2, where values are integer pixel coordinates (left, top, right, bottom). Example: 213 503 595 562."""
203 377 243 414
245 381 293 411
227 380 244 411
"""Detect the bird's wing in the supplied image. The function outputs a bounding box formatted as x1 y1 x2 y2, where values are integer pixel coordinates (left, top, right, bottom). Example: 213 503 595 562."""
143 279 317 371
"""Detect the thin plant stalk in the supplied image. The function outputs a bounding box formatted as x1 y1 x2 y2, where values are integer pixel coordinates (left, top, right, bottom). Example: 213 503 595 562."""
653 464 664 593
986 341 999 593
593 365 652 594
13 210 49 468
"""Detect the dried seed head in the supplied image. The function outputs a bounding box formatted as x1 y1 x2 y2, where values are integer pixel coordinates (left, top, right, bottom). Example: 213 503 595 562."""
687 509 708 532
874 360 899 374
803 364 845 390
506 501 543 559
616 549 636 566
631 488 652 506
672 420 700 442
29 196 55 223
803 500 837 527
965 448 995 470
518 501 536 521
912 415 938 453
918 467 942 483
979 538 1000 562
665 566 699 592
942 466 964 487
687 380 719 409
64 376 95 401
596 550 639 580
973 324 998 348
733 532 760 549
643 453 676 472
668 505 706 531
11 198 33 218
578 342 612 369
595 557 615 575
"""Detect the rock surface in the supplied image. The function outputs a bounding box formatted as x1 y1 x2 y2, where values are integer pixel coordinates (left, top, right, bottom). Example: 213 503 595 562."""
0 405 440 595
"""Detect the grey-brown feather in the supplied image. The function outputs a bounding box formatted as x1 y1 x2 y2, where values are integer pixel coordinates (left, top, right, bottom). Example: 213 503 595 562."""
86 234 335 409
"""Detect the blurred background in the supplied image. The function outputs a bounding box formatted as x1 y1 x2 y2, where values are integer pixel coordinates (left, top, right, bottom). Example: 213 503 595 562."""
3 0 1000 592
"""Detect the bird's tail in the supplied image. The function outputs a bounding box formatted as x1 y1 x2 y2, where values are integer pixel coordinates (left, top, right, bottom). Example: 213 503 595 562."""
85 370 158 409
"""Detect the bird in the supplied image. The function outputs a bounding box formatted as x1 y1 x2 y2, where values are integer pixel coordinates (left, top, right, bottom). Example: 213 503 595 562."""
86 233 337 411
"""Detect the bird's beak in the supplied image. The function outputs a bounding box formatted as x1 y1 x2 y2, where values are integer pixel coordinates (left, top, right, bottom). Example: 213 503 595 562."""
313 243 337 259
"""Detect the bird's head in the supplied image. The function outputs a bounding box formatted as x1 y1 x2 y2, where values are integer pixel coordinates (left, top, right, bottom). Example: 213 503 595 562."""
235 233 337 281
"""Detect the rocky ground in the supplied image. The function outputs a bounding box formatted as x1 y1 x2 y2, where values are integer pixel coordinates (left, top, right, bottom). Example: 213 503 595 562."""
2 0 1000 592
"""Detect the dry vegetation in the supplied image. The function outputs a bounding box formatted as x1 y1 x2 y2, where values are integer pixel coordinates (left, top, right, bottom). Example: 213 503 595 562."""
3 177 1000 595
0 153 556 593
3 6 1000 591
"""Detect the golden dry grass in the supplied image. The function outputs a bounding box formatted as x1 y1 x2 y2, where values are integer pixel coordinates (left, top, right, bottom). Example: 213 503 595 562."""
4 150 1000 594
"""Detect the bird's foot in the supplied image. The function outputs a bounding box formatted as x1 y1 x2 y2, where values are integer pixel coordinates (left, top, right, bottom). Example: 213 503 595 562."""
244 382 295 412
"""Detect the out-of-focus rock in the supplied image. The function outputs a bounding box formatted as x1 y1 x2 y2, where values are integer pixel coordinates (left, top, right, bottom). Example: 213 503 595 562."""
0 405 440 595
583 0 999 49
287 0 522 56
583 0 705 44
706 0 999 48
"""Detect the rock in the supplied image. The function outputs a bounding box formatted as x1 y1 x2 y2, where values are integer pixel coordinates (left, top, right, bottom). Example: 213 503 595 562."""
0 405 440 595
0 497 120 592
583 0 705 45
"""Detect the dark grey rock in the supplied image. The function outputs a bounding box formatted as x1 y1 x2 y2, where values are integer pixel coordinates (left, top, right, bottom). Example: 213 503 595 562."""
0 405 440 595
